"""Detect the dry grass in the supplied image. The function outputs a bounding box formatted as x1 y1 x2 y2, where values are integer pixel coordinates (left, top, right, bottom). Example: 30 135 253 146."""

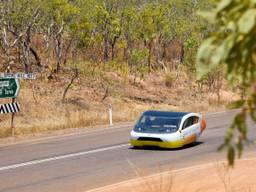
215 162 233 192
0 67 239 138
95 159 256 192
125 158 175 192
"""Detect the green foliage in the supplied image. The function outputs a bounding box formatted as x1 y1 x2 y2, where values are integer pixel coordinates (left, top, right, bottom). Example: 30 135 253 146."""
137 65 149 79
130 49 150 78
0 0 215 76
43 0 79 23
130 49 149 66
197 0 256 165
165 72 175 87
107 60 130 78
1 0 42 29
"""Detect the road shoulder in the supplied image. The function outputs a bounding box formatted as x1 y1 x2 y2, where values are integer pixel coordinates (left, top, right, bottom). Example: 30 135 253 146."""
87 155 256 192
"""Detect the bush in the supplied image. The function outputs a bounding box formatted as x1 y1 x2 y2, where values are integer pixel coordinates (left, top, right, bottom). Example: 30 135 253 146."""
165 72 175 87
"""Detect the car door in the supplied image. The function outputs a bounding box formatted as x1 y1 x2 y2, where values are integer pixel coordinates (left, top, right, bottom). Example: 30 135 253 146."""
181 116 199 145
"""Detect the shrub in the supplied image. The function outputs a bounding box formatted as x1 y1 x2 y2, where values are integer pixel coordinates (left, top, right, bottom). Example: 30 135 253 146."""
165 72 175 87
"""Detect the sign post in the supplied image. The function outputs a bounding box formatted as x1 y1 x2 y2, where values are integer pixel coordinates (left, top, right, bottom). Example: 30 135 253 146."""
0 78 20 136
11 98 15 136
0 73 36 137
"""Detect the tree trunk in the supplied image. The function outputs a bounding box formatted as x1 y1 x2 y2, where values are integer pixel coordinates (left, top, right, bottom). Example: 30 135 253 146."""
22 42 30 73
126 35 133 65
180 41 185 64
147 40 153 71
55 35 62 73
103 36 109 63
111 42 115 61
29 46 41 67
63 38 73 66
111 36 118 61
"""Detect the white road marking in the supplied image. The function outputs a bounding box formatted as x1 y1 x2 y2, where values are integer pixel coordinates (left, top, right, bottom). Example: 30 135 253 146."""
0 143 130 172
86 155 256 192
0 122 227 173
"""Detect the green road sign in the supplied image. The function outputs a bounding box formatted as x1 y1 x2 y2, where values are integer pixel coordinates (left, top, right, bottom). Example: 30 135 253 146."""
0 78 20 98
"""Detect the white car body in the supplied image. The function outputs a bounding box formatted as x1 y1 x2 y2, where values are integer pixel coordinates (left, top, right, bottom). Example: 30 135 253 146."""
130 111 206 148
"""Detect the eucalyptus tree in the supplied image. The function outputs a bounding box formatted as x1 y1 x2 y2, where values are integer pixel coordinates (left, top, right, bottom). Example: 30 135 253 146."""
40 0 79 72
92 0 122 62
71 0 95 53
0 0 42 72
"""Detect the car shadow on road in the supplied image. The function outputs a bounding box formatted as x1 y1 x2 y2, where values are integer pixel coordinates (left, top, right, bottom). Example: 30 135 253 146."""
129 141 204 151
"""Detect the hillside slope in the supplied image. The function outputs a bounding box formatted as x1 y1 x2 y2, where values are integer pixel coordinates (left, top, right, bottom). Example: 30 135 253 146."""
0 68 238 138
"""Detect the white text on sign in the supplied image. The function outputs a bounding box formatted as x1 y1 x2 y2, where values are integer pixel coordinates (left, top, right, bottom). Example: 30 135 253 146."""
0 73 37 80
0 81 10 87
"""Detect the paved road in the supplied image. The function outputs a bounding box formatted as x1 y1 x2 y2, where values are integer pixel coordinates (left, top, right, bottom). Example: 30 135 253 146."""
0 111 255 192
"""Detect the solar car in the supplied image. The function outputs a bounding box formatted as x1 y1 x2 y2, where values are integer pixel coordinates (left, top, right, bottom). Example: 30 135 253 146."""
130 110 206 148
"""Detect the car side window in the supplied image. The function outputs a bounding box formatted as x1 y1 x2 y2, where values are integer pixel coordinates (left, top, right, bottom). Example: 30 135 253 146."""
192 116 199 124
182 116 199 129
182 117 193 129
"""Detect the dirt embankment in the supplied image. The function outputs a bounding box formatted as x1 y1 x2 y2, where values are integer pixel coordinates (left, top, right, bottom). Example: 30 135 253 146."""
89 158 256 192
0 69 239 138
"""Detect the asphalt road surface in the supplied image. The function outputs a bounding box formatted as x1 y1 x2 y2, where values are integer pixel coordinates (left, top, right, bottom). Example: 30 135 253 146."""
0 111 255 192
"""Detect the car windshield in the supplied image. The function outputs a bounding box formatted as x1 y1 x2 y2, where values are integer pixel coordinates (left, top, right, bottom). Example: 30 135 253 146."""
134 115 181 134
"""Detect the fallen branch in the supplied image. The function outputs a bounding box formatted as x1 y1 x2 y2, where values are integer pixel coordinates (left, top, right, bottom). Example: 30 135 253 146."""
101 86 109 102
62 68 79 102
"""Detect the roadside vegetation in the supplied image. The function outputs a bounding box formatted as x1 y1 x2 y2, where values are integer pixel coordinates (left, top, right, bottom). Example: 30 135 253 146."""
0 0 240 140
197 0 256 165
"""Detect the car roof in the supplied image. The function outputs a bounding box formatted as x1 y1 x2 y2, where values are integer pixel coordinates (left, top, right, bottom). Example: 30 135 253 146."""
142 110 189 118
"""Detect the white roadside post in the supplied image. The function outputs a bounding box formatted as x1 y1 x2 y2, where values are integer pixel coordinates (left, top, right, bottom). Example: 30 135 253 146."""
108 105 113 126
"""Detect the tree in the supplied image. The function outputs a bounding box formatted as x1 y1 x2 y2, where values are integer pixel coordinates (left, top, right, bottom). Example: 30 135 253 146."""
196 0 256 165
0 0 215 76
120 4 138 63
41 0 79 72
0 0 42 72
